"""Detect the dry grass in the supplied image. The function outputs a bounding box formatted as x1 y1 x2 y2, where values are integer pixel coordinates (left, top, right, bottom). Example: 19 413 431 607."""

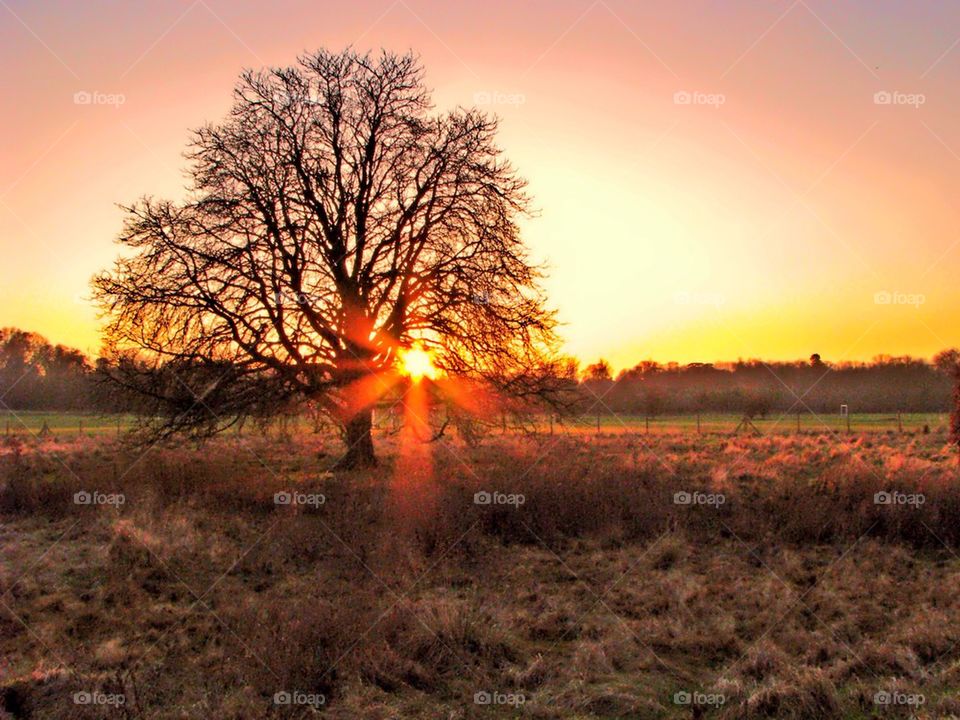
3 429 960 718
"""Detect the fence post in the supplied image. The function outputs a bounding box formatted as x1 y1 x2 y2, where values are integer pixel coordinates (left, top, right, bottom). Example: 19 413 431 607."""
796 411 800 433
697 412 701 435
897 411 903 433
645 416 649 433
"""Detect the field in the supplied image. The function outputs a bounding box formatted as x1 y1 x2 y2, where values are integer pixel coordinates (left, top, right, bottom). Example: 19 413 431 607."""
1 410 948 440
3 427 960 718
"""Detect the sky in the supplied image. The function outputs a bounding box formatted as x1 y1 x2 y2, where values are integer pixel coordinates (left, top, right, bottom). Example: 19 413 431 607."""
3 0 960 371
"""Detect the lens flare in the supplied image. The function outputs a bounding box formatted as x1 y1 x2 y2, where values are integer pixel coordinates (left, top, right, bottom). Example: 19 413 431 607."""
398 344 437 381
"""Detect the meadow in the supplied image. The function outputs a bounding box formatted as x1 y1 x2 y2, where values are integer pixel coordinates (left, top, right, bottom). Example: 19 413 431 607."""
3 425 960 718
1 410 948 440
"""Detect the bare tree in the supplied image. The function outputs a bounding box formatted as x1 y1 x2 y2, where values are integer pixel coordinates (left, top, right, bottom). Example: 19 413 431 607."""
94 48 558 467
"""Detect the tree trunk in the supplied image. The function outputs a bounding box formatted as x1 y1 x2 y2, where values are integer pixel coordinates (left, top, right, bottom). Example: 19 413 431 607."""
336 407 377 469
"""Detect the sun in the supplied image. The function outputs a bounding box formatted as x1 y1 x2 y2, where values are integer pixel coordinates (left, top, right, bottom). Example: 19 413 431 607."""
398 344 437 381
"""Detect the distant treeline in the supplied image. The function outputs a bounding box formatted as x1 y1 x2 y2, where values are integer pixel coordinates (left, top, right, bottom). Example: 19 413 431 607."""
0 328 99 410
1 328 956 415
0 329 163 413
578 355 957 416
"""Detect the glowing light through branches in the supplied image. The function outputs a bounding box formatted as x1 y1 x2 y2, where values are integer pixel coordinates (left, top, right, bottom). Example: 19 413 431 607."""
398 344 437 382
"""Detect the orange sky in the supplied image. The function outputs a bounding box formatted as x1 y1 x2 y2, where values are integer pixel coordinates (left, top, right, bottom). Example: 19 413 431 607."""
3 0 960 371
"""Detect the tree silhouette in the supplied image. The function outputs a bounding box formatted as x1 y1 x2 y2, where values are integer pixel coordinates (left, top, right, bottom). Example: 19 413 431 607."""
583 359 613 382
935 349 960 461
94 49 558 467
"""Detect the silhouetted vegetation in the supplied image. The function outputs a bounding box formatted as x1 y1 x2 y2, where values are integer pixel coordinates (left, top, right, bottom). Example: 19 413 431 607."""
578 354 956 416
3 330 957 421
0 329 94 410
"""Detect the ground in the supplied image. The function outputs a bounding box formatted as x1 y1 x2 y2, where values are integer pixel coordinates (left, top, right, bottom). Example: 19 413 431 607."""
1 410 948 439
2 426 960 718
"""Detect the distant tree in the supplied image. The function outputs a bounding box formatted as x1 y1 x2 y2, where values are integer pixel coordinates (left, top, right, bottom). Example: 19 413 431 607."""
583 359 613 383
94 48 558 467
0 328 93 410
640 388 665 418
809 353 824 368
744 394 771 419
617 360 661 382
933 349 960 373
557 357 580 382
935 350 960 461
951 373 960 456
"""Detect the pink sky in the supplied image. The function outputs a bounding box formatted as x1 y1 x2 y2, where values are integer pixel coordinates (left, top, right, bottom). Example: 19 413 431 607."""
4 0 960 370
